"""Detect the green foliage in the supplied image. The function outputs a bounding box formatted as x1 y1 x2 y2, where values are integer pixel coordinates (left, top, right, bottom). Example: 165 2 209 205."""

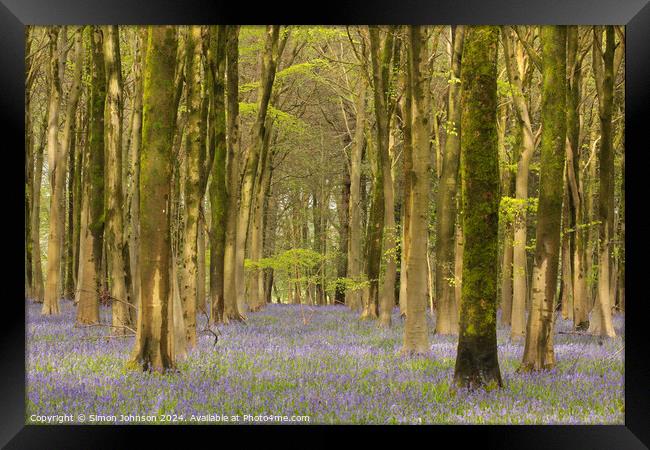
497 78 512 98
239 103 310 137
325 276 369 296
499 196 538 225
442 120 458 137
239 59 330 94
246 248 324 273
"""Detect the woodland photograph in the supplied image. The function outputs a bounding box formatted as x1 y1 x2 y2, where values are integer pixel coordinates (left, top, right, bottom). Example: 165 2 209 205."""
24 24 625 425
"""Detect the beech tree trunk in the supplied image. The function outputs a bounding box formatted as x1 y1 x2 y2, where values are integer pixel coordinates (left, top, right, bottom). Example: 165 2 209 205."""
250 124 273 311
435 25 464 335
208 25 228 323
221 25 245 323
128 27 146 320
453 26 503 389
42 27 67 315
130 25 178 372
502 27 536 341
589 26 617 338
76 26 105 325
63 114 77 299
178 25 205 347
402 25 430 353
234 25 281 315
336 153 350 305
566 25 589 330
345 80 366 312
371 26 397 327
104 25 133 334
31 110 47 304
521 25 567 371
398 65 413 317
25 29 35 300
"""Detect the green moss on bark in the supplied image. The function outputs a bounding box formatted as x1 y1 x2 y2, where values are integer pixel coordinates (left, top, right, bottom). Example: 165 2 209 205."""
454 26 503 389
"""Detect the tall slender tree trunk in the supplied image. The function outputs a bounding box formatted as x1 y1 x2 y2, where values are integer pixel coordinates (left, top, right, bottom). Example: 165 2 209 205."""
361 135 382 320
502 27 536 341
336 154 350 305
250 125 273 311
43 27 69 315
346 80 366 312
499 102 514 327
76 26 105 325
263 184 278 304
178 26 205 347
500 223 514 326
566 25 589 330
521 25 567 371
197 218 206 314
435 25 465 335
234 25 281 315
585 127 599 315
104 25 132 333
560 172 574 321
128 27 146 321
222 25 244 323
31 109 47 304
453 26 503 388
71 107 83 292
208 25 227 323
63 106 78 300
25 28 35 301
398 66 413 318
402 25 430 353
130 25 178 372
367 26 395 324
589 26 617 337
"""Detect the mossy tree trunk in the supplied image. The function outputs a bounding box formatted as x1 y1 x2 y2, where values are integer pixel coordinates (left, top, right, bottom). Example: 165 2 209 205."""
435 25 465 335
589 26 617 338
360 133 383 320
178 25 205 347
565 25 589 330
208 25 228 324
453 26 503 389
369 26 398 327
365 26 394 324
104 25 133 334
521 25 567 371
345 79 366 312
76 26 105 325
222 25 245 323
130 25 178 372
63 109 78 299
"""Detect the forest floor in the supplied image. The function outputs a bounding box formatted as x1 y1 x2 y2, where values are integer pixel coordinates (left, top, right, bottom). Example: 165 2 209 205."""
26 301 624 424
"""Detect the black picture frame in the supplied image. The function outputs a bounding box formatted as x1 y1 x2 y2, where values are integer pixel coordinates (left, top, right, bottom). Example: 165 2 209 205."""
2 1 648 448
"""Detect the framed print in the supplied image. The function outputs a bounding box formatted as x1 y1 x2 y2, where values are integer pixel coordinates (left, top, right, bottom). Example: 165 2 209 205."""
2 0 649 447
